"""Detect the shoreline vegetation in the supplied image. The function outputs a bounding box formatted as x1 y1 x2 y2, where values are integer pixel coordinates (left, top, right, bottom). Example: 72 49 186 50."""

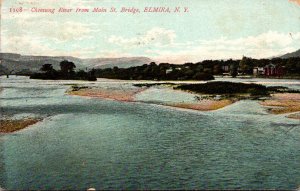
27 56 300 82
2 52 300 80
30 60 97 81
0 118 41 133
92 57 300 80
67 81 300 119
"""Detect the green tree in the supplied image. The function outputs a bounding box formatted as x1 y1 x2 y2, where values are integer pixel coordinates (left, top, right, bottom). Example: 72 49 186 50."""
230 63 238 78
213 64 222 75
60 60 76 74
40 64 53 73
239 56 252 74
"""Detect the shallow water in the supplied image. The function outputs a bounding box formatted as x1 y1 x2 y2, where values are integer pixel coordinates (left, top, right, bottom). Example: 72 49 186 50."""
135 86 198 104
214 77 300 90
0 76 299 190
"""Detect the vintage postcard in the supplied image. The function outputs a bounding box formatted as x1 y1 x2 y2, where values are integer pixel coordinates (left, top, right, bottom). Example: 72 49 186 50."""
0 0 299 190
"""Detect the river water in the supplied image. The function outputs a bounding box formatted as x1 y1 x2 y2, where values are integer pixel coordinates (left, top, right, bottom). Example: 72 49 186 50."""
0 76 299 190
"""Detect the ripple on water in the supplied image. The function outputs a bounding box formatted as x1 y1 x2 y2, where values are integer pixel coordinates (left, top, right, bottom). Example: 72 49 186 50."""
0 76 299 190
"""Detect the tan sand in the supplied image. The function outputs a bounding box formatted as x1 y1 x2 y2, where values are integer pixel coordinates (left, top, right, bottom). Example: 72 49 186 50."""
287 113 300 120
271 93 300 100
0 118 41 133
68 86 235 111
68 87 147 102
167 99 234 111
260 93 300 115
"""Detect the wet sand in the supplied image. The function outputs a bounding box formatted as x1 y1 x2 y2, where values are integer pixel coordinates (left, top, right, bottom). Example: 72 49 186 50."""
68 87 147 102
287 113 300 120
260 93 300 116
67 86 300 114
0 118 41 133
168 99 234 111
67 86 235 111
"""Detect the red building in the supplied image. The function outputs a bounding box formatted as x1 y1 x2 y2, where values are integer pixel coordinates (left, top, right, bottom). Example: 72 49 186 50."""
264 64 285 77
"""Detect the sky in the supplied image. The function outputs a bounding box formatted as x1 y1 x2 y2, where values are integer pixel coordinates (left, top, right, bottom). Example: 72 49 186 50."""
1 0 300 63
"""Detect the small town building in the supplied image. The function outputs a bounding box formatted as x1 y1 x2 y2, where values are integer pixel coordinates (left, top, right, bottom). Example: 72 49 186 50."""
253 67 265 76
264 64 285 77
222 65 230 73
166 68 173 74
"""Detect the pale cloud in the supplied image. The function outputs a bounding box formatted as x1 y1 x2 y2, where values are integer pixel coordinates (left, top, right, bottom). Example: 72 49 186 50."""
5 18 95 43
1 34 95 57
2 0 97 43
1 0 96 20
108 27 176 48
96 50 134 58
41 21 94 43
152 31 300 63
3 29 298 62
2 35 55 55
199 31 296 48
108 29 300 63
289 0 300 5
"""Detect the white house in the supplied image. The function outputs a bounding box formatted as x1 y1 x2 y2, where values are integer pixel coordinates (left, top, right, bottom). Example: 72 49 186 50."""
166 68 173 74
253 67 264 76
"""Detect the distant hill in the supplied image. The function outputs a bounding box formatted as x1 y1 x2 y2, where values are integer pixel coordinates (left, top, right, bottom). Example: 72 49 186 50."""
83 57 153 69
0 53 84 74
0 65 9 75
279 49 300 59
0 53 152 75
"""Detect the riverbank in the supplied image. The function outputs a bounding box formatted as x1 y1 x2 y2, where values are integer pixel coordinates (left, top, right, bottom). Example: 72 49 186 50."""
0 118 41 133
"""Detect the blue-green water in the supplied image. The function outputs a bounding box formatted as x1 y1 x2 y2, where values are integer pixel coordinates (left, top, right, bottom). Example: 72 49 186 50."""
0 76 299 190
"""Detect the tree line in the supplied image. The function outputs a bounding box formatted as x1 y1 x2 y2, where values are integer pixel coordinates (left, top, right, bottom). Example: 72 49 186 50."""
30 56 300 81
30 60 97 81
93 57 300 80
